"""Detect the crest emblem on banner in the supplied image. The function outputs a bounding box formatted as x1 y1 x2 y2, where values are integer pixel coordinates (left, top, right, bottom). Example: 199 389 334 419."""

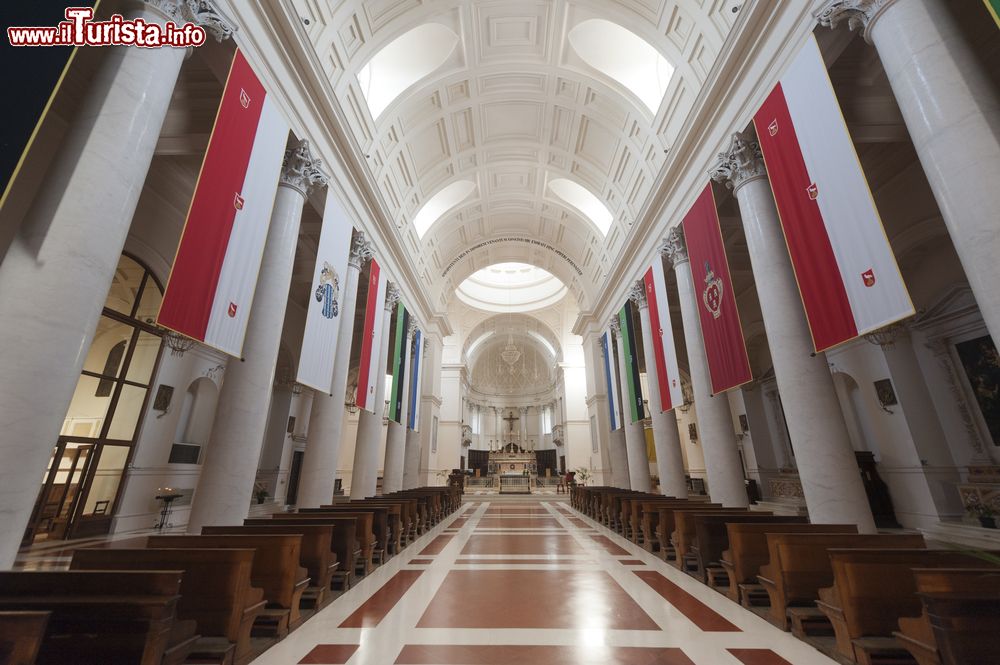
806 183 819 200
862 268 876 287
239 88 250 109
702 261 724 320
314 261 340 319
768 119 778 136
233 193 244 210
227 302 238 318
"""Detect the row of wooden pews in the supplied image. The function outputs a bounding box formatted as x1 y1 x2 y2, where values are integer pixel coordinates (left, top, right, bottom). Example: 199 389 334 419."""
570 486 1000 665
0 486 460 665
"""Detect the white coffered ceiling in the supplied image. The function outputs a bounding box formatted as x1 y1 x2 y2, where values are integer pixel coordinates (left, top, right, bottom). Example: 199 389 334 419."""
293 0 740 313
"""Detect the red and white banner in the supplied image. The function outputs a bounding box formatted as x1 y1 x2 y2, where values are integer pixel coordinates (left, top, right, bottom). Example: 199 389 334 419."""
682 184 753 395
753 34 913 352
643 259 683 412
297 192 353 393
157 49 288 357
356 259 388 413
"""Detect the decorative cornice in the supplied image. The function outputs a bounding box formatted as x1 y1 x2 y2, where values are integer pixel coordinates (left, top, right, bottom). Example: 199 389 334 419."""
710 130 767 192
863 322 905 348
662 228 689 267
385 282 400 311
348 232 375 269
280 139 328 197
143 1 235 42
814 0 897 43
628 280 647 309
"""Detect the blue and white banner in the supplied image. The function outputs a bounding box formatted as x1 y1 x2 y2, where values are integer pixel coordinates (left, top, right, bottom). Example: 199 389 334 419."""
297 191 353 393
601 329 622 431
408 329 423 431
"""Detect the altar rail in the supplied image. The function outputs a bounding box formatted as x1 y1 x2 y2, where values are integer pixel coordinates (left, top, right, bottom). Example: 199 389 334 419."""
499 475 531 494
466 477 495 489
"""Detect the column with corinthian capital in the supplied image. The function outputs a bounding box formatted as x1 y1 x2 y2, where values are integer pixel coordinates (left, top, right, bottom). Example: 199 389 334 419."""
612 313 652 492
663 229 748 507
711 131 873 530
0 1 232 568
817 0 1000 342
188 138 327 531
631 279 688 498
383 321 416 493
403 336 430 489
350 283 399 498
296 233 373 506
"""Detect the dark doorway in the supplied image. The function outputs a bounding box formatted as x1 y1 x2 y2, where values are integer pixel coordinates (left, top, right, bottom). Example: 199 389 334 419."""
286 450 304 505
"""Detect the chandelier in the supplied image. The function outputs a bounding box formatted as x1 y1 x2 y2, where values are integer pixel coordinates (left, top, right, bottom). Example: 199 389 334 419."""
500 334 522 365
162 330 197 357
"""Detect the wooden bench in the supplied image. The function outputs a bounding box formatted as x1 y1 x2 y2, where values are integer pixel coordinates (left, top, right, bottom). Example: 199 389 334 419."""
720 523 857 604
757 533 925 631
816 548 1000 664
70 548 265 665
0 570 197 665
895 567 1000 665
248 516 359 589
283 511 375 575
148 534 310 634
306 505 392 562
638 499 718 553
656 505 745 563
689 514 808 584
202 524 337 609
0 611 49 665
670 509 761 570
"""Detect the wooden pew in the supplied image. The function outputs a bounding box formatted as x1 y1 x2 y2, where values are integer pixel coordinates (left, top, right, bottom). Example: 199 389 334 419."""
656 504 744 563
148 534 310 634
202 525 337 609
283 511 375 575
306 505 392 562
639 499 719 553
895 568 1000 665
756 533 925 631
816 548 1000 664
720 523 858 603
688 514 808 583
247 516 359 588
71 548 265 665
0 570 197 665
0 611 49 665
670 509 761 570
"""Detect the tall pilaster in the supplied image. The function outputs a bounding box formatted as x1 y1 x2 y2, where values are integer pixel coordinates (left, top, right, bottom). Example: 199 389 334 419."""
664 229 748 507
350 282 399 498
613 314 651 492
711 131 873 529
632 280 688 498
817 0 1000 341
383 322 416 493
297 233 373 506
519 407 529 449
188 139 327 531
0 1 231 568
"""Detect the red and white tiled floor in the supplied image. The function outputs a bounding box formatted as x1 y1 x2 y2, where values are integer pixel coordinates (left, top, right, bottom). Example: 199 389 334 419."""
253 498 837 665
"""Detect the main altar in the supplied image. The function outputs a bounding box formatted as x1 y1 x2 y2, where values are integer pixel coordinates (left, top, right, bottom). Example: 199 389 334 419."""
487 411 536 493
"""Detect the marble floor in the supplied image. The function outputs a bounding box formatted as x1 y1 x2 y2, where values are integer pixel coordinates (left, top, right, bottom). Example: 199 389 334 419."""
253 497 838 665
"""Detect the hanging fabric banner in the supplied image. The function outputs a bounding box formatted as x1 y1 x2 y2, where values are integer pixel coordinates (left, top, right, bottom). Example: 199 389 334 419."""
618 302 646 424
387 302 410 423
356 259 387 413
408 329 423 431
753 34 913 352
296 193 353 393
682 184 753 394
644 258 683 412
158 49 288 357
601 329 622 431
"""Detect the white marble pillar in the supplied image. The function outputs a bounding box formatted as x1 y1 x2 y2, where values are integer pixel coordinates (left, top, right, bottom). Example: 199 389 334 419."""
383 322 416 493
612 315 653 492
187 140 325 531
0 2 230 569
818 0 1000 341
403 336 429 489
609 429 631 489
350 283 399 499
711 131 873 530
663 229 748 507
632 280 689 498
519 407 529 449
538 407 546 449
296 233 372 506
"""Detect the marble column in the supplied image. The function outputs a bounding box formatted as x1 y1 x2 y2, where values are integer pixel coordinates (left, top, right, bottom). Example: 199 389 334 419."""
0 1 230 568
403 336 429 489
350 283 399 499
538 407 546 449
817 0 1000 341
296 233 373 506
711 131 873 530
663 229 748 507
188 139 326 531
612 314 652 492
383 322 416 493
632 280 689 498
519 407 529 449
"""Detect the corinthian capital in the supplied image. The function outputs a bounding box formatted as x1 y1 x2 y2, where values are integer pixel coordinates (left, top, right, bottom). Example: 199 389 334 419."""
609 316 622 337
406 321 419 340
661 227 688 267
628 280 647 309
815 0 897 42
710 131 767 192
385 282 401 311
144 0 236 41
349 232 375 269
280 139 328 197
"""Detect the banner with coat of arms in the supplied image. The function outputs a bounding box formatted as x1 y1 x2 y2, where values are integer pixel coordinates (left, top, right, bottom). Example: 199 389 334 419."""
297 190 353 393
681 183 752 394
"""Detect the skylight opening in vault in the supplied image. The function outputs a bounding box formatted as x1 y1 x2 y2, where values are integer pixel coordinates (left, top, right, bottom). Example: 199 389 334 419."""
413 180 477 238
567 19 674 114
357 23 459 119
456 263 568 313
547 178 613 235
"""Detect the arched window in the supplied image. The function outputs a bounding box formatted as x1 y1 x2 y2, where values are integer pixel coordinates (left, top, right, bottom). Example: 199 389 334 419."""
95 341 127 397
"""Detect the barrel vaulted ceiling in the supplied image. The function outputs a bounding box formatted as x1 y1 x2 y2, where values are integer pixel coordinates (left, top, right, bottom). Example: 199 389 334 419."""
292 0 740 313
